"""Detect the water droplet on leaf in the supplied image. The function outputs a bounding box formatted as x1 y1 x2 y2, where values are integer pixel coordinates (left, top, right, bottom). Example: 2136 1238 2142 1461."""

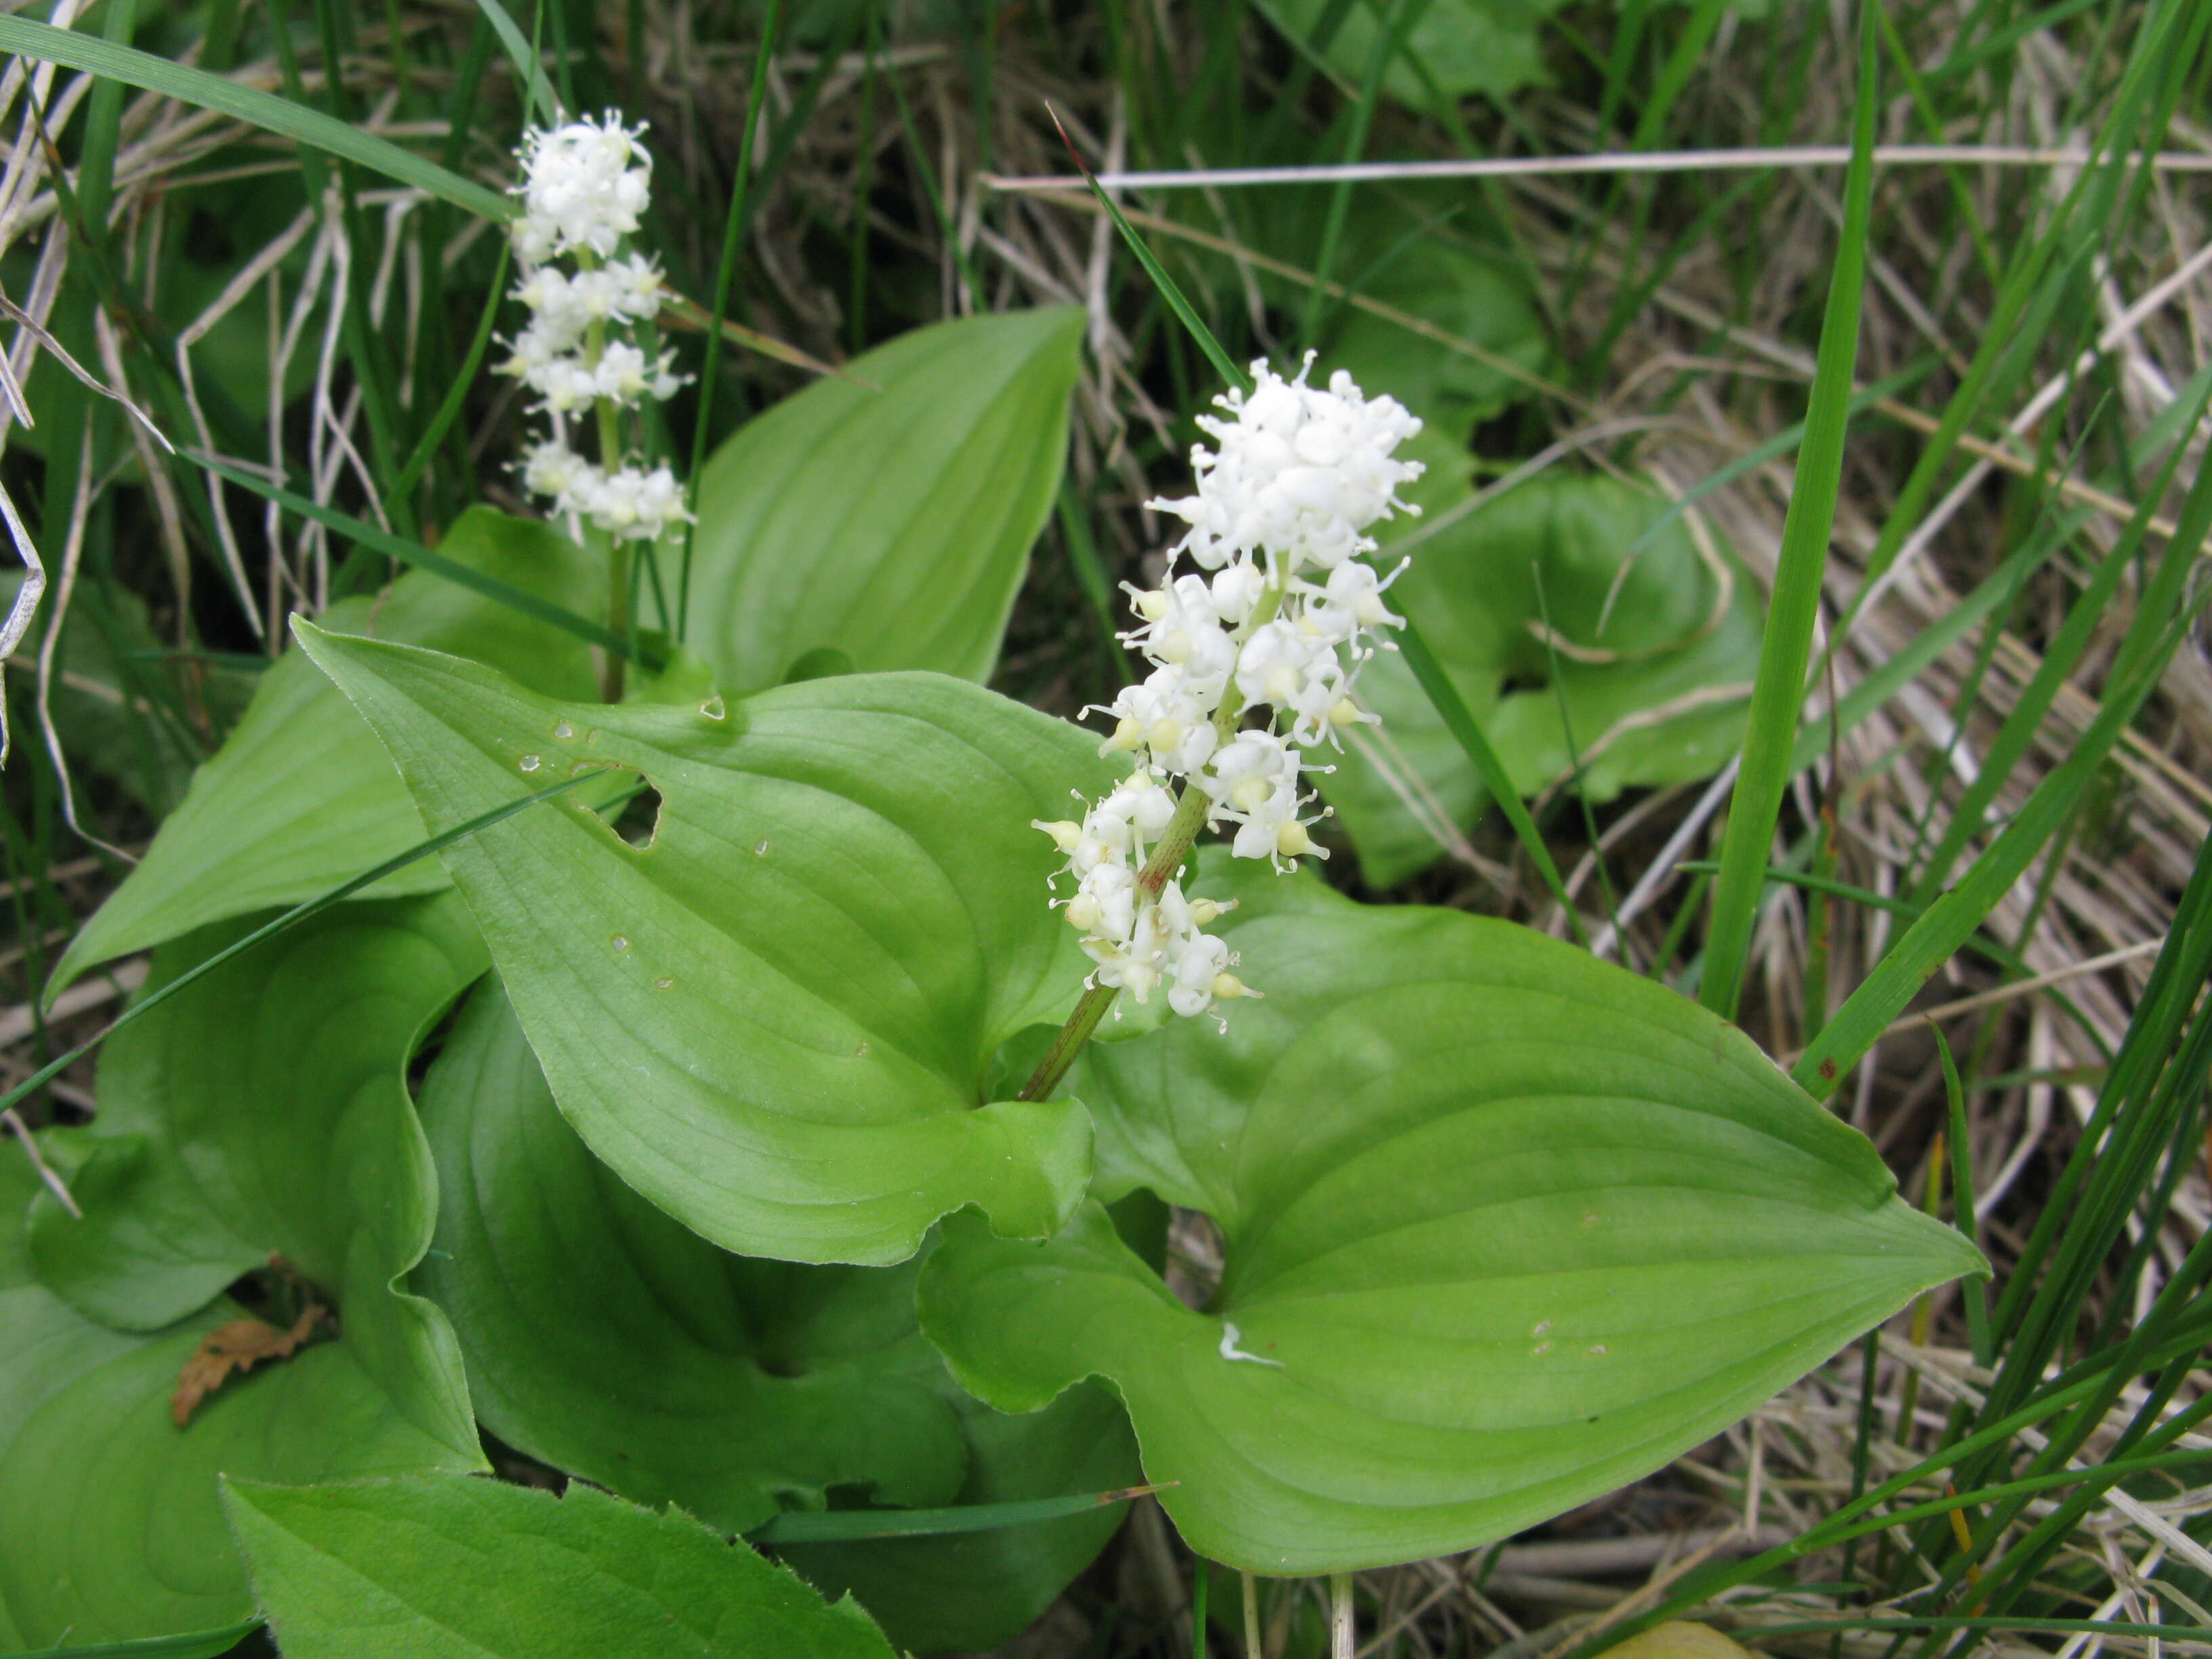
553 720 574 740
518 754 543 773
699 696 727 720
653 977 673 990
753 839 769 857
611 935 630 954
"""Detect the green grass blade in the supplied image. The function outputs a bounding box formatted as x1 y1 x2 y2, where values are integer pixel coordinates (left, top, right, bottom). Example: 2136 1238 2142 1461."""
678 0 784 639
186 454 641 663
1397 619 1590 947
1050 107 1248 393
1790 599 2207 1097
5 770 613 1118
1699 4 1879 1019
1907 373 2212 905
470 0 560 124
0 16 513 222
748 1484 1158 1543
1935 1026 1992 1366
390 238 513 504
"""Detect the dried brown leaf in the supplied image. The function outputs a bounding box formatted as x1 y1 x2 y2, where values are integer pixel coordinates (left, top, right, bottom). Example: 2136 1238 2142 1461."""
171 1303 326 1427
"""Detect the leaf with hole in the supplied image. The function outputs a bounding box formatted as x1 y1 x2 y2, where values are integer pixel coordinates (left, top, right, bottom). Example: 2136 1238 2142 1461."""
920 902 1983 1574
685 308 1084 693
298 628 1112 1266
222 1475 897 1659
413 977 1135 1652
0 1139 477 1648
1324 467 1761 887
51 508 602 995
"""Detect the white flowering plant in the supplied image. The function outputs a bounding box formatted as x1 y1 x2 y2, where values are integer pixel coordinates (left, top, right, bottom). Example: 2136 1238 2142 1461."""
4 107 1978 1657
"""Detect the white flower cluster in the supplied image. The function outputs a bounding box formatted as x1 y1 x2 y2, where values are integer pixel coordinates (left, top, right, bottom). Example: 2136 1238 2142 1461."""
1036 354 1424 1025
500 115 689 544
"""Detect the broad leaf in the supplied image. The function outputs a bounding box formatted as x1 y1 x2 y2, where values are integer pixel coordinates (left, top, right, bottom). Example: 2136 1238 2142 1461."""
415 976 968 1534
0 1154 479 1648
1327 468 1761 887
415 979 1136 1652
920 903 1983 1574
28 896 486 1472
297 630 1111 1265
222 1475 897 1659
51 508 601 995
686 308 1084 693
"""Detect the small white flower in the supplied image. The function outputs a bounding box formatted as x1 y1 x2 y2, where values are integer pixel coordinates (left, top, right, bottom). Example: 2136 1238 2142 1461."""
513 113 653 263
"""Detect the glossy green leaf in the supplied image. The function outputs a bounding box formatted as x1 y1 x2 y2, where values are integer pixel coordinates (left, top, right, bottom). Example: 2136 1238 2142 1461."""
413 978 1135 1652
1326 469 1760 887
222 1475 897 1659
51 509 602 996
920 903 1982 1574
24 895 486 1502
297 630 1111 1265
0 1148 478 1648
686 308 1084 693
414 975 969 1534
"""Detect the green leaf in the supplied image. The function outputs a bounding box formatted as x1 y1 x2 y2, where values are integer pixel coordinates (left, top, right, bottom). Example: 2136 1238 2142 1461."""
14 1620 264 1658
221 1475 897 1659
1257 0 1570 103
775 1382 1138 1655
52 509 602 995
0 1149 476 1648
414 975 970 1534
295 630 1110 1266
26 896 487 1462
0 17 512 222
414 978 1136 1652
686 308 1084 693
920 903 1982 1574
1325 468 1760 887
1700 5 1879 1020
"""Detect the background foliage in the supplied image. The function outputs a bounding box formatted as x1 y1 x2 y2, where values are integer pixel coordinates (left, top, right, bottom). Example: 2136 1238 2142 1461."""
1 1 2207 1656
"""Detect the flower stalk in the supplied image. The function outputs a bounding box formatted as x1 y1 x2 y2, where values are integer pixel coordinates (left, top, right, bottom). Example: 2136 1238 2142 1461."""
1023 354 1425 1091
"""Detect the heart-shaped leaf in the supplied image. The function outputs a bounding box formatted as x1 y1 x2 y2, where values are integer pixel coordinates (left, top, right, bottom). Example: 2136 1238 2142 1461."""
920 903 1982 1574
27 895 487 1474
414 975 969 1534
415 977 1136 1652
296 628 1112 1266
222 1475 897 1659
0 1151 481 1647
687 307 1084 694
50 508 602 995
1326 468 1761 887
